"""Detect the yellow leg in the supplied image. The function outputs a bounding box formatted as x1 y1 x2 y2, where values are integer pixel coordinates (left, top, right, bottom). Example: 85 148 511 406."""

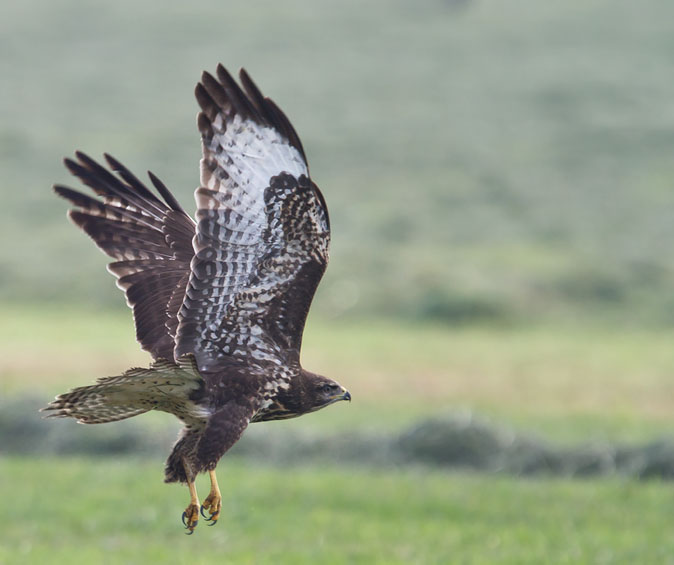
200 469 222 525
182 479 200 534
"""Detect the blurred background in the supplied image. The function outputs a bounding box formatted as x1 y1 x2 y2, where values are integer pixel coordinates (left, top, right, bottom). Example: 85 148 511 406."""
2 0 674 562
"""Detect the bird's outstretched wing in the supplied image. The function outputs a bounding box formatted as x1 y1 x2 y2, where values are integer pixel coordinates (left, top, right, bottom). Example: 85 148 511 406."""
55 153 196 360
174 65 330 373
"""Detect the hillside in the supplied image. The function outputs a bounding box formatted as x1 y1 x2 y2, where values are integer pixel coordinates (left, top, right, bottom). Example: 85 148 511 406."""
2 0 674 324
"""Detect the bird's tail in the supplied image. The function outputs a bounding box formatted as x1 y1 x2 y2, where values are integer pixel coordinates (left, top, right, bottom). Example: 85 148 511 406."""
42 355 204 424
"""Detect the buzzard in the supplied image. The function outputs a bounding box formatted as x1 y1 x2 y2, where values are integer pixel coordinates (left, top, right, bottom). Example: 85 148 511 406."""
43 64 350 533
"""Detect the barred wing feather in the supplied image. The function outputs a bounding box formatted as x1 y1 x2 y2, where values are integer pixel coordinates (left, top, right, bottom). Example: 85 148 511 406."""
54 152 196 360
175 66 330 372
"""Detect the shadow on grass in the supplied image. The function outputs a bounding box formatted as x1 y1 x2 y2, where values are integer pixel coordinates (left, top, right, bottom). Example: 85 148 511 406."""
3 395 674 480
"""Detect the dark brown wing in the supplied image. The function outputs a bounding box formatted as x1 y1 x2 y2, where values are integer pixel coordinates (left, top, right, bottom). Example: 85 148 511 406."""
55 152 195 360
174 65 330 373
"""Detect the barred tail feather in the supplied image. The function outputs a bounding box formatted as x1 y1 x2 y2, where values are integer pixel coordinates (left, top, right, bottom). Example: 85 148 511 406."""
42 355 204 424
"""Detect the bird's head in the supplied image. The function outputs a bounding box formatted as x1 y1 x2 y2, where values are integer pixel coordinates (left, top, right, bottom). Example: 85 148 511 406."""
305 372 351 412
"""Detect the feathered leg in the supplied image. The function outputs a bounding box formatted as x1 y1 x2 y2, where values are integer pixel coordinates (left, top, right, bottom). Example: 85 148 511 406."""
174 403 254 531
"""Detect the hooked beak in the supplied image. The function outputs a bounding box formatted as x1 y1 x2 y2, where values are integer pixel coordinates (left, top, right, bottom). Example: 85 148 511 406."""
323 386 351 408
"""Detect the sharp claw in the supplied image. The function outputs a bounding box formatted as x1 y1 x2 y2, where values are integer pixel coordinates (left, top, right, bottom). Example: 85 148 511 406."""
185 528 195 535
200 505 208 519
183 508 199 533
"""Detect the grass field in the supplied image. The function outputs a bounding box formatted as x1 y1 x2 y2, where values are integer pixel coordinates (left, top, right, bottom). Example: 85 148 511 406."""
2 457 674 564
3 0 674 325
8 303 674 564
4 3 674 558
3 305 674 562
4 304 674 441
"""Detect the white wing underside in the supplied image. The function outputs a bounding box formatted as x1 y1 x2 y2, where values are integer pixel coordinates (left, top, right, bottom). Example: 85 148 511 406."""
175 105 328 372
203 113 307 205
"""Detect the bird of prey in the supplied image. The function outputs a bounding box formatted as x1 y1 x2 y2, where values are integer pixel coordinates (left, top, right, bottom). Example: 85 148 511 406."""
43 64 350 533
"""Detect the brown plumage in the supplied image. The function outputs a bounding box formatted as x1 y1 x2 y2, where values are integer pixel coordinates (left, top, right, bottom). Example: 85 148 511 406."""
43 64 350 532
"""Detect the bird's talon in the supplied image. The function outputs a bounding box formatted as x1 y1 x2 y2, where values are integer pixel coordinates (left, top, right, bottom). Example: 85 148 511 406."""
182 502 200 533
204 510 219 524
200 492 222 527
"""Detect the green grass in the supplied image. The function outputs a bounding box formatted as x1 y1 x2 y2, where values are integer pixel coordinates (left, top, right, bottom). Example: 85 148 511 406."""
2 456 673 564
5 303 674 442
